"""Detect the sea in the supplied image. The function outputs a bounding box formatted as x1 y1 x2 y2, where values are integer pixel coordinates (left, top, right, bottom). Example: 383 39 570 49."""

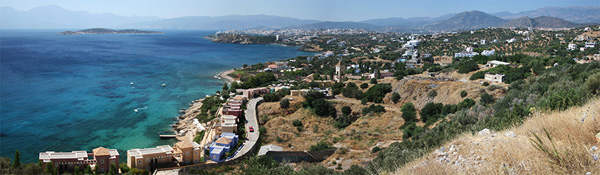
0 29 313 163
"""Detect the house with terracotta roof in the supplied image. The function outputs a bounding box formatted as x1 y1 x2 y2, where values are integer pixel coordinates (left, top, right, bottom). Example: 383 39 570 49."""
92 147 119 173
126 145 174 170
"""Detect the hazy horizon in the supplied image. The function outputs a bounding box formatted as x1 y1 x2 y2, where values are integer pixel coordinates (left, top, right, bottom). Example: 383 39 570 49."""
1 0 598 21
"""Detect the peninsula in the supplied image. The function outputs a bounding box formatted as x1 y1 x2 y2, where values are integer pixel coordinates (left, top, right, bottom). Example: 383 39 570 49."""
57 28 162 35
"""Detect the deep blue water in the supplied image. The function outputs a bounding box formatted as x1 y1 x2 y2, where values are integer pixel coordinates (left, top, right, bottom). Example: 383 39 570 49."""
0 29 312 163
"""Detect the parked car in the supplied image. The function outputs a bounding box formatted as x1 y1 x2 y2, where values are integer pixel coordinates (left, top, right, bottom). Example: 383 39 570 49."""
249 126 254 132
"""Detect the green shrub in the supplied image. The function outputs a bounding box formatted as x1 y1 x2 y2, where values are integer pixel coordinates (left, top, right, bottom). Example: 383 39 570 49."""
360 83 369 89
482 82 489 86
420 102 443 122
370 78 378 84
427 90 438 98
371 146 381 153
391 92 401 104
401 103 417 123
309 141 334 151
342 106 352 115
362 83 392 103
480 93 495 105
362 104 386 115
279 99 290 109
460 90 468 98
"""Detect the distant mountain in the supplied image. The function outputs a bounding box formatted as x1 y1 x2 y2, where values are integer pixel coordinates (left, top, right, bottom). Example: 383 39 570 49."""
287 21 381 30
0 5 160 28
122 14 320 30
501 16 584 28
503 6 600 23
57 28 162 35
426 10 506 31
360 13 456 27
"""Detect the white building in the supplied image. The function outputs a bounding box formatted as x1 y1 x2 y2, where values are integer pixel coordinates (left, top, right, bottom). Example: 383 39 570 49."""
481 50 495 56
585 42 596 48
485 73 505 83
568 43 578 51
486 60 510 67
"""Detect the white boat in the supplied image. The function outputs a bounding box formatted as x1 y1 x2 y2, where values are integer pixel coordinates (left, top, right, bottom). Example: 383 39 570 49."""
162 83 166 87
134 109 138 112
130 82 134 85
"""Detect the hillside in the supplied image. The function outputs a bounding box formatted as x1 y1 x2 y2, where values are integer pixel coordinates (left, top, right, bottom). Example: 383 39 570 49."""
394 98 600 174
501 16 583 28
502 6 600 24
426 10 506 31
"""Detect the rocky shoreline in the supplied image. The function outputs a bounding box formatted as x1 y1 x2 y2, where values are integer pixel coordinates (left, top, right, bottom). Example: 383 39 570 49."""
171 69 237 142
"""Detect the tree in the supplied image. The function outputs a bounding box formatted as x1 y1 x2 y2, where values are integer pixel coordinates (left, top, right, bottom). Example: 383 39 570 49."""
585 72 600 95
12 150 20 169
480 93 495 105
46 162 56 175
243 64 248 68
74 166 80 175
94 164 99 175
392 92 401 104
312 99 336 117
458 60 479 74
401 103 417 123
460 90 468 98
420 102 443 123
109 163 117 175
370 78 378 84
344 165 367 175
119 163 130 173
458 98 476 109
84 165 91 174
342 106 352 115
360 83 369 89
222 84 229 92
279 99 290 109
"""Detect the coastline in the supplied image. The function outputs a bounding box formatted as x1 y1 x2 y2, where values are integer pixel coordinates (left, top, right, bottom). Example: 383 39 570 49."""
216 69 236 83
172 68 237 143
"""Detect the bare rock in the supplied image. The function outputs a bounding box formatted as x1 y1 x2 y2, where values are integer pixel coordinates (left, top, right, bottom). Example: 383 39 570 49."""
505 131 517 137
478 128 491 136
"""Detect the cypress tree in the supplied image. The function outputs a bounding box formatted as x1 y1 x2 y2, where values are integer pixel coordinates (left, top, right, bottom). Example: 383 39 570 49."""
12 150 21 169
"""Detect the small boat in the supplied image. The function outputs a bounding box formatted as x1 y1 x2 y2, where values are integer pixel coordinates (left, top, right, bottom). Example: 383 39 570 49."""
130 82 134 85
161 83 166 87
134 109 138 112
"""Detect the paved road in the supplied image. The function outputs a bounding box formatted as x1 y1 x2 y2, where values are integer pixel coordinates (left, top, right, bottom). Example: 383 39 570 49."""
232 97 262 159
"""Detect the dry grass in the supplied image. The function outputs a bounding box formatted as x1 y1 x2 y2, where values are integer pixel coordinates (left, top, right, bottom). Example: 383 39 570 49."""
394 98 600 175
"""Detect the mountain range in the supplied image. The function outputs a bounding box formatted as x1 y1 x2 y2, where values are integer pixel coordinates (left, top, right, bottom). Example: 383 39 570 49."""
1 5 598 32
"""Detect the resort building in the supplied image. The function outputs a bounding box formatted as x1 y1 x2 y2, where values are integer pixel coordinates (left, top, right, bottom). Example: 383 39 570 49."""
126 145 175 170
221 115 238 133
242 87 269 99
39 150 91 174
208 132 239 162
39 147 119 174
173 141 202 164
92 147 119 173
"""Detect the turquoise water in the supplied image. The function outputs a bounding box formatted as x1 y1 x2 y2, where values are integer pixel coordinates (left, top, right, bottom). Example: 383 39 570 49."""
0 30 312 163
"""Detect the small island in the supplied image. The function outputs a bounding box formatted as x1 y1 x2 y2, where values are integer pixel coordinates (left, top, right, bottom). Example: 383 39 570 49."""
57 28 162 35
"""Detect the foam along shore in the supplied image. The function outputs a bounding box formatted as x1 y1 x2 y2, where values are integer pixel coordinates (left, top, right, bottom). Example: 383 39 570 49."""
172 98 204 143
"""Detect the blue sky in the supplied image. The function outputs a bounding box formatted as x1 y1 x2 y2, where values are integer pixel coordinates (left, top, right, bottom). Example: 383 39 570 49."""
0 0 597 21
